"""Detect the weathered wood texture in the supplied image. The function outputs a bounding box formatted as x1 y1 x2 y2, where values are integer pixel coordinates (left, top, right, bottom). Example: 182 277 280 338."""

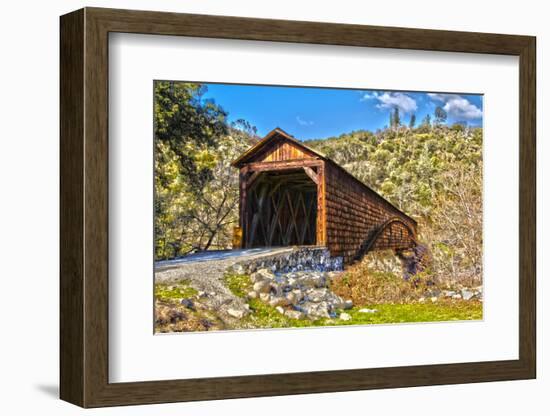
324 161 417 262
234 128 417 262
60 8 85 406
371 219 416 251
258 140 316 162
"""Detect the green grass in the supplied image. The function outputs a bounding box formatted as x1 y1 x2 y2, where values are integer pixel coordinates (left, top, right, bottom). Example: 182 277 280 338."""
336 301 482 326
155 281 198 302
224 273 251 298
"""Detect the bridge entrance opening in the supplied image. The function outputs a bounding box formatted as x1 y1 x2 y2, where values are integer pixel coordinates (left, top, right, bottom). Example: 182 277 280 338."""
245 169 317 248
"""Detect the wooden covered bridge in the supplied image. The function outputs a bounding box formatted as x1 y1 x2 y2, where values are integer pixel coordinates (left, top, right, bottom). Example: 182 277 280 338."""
232 128 425 268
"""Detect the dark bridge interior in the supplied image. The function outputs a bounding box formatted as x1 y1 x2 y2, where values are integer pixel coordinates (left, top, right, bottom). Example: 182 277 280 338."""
246 170 317 247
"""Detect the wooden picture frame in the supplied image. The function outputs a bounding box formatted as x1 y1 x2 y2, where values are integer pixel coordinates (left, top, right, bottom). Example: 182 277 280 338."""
60 7 536 408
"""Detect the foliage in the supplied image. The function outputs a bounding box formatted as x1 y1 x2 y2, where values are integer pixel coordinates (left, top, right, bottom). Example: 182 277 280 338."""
154 81 257 259
330 260 434 305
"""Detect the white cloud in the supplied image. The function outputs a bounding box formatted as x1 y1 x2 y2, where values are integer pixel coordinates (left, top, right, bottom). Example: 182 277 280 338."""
362 91 417 114
296 115 314 126
360 92 378 101
427 93 482 120
427 93 450 102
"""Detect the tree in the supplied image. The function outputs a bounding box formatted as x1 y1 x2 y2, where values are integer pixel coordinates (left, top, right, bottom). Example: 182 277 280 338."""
392 107 401 128
154 81 256 259
434 106 447 125
183 133 251 252
450 121 467 132
409 113 416 128
154 81 229 190
232 118 259 138
422 113 432 127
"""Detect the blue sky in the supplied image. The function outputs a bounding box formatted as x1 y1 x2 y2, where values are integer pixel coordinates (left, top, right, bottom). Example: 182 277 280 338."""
202 83 483 141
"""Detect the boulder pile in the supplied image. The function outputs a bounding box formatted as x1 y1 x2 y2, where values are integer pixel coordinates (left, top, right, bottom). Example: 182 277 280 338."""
245 268 353 320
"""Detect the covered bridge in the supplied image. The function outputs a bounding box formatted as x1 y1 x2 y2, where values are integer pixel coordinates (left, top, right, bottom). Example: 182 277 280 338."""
232 128 421 265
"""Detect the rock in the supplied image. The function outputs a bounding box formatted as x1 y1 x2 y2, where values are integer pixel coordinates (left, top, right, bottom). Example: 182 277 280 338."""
428 289 441 298
275 306 285 314
339 312 352 321
300 301 331 319
443 290 456 298
269 284 284 298
358 308 378 313
327 294 345 309
343 300 353 310
285 291 302 305
180 298 195 310
198 291 207 298
287 277 299 288
452 294 462 300
259 293 271 302
227 308 246 319
253 279 271 294
297 273 327 288
269 296 290 307
247 290 258 299
231 264 245 274
430 296 438 303
461 289 474 301
418 297 426 303
307 288 329 302
285 309 305 320
251 268 275 283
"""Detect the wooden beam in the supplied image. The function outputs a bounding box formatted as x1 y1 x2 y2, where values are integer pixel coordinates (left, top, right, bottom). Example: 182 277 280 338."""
316 164 326 246
244 159 322 173
303 166 319 185
246 171 263 188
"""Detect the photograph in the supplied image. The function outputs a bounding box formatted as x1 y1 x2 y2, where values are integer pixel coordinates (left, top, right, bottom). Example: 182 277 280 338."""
153 81 484 333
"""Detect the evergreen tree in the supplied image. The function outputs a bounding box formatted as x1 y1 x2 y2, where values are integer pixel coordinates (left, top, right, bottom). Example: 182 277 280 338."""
434 106 448 125
393 107 401 128
409 113 416 128
422 113 432 127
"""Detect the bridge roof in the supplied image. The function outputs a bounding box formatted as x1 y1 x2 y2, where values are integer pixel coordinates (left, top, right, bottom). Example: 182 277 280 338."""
231 127 325 167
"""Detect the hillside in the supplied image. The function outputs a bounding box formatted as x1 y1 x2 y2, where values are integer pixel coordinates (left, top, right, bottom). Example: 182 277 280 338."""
306 125 483 284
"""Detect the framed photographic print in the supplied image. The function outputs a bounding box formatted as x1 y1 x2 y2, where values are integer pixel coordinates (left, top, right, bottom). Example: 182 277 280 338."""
60 7 536 408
